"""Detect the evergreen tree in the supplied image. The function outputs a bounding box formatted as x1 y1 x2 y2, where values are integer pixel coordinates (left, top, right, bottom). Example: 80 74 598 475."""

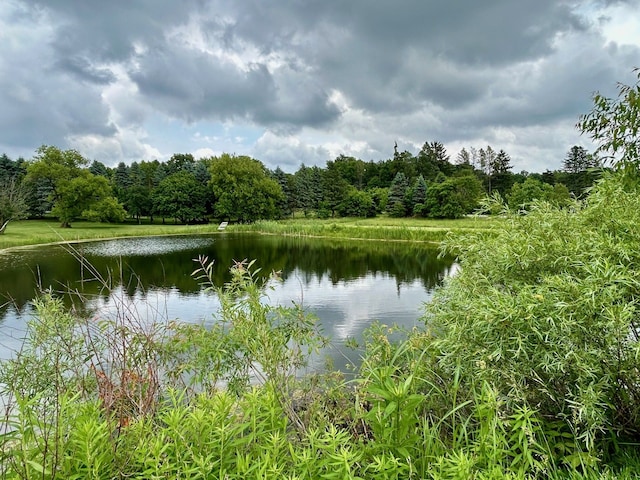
272 167 294 218
387 172 409 217
563 145 591 173
456 148 471 165
411 175 427 216
113 162 131 191
89 160 110 178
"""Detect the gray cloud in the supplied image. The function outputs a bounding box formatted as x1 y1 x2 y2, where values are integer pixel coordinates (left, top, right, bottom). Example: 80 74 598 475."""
0 0 639 171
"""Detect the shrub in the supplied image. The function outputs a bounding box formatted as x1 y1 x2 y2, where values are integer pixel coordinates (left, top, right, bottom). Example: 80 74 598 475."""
424 171 640 451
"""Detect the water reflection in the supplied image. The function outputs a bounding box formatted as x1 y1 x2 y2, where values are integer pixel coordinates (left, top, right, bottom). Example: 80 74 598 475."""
0 234 456 367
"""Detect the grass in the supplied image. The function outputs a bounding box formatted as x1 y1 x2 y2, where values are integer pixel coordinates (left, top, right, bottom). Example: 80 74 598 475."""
0 215 501 251
0 218 220 252
229 215 501 243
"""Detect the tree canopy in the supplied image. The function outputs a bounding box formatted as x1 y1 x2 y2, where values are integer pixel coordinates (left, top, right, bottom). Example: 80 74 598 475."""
208 154 283 222
26 146 123 227
0 178 28 234
153 171 207 224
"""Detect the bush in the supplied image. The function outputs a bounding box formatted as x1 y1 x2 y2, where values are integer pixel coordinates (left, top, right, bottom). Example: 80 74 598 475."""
424 171 640 450
337 188 376 217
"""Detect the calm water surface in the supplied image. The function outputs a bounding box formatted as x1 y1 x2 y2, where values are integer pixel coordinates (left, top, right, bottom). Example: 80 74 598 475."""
0 234 456 370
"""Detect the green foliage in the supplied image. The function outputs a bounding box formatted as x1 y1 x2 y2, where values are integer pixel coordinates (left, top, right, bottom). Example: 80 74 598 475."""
162 258 326 423
563 145 600 174
26 146 121 228
368 187 389 213
506 177 555 211
323 159 352 216
579 69 640 168
507 178 572 211
123 185 153 222
411 175 428 215
83 196 127 223
425 171 640 453
424 174 483 218
2 249 640 477
338 188 376 217
386 172 409 217
0 177 28 233
293 164 323 217
152 170 207 223
208 153 284 222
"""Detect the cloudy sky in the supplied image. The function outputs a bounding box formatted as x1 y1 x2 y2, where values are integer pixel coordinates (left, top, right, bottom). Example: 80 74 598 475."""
1 1 639 173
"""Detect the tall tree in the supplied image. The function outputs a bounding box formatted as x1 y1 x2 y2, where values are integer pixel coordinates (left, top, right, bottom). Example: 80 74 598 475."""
272 167 295 218
166 153 195 175
478 146 498 193
53 171 125 226
456 148 471 165
113 162 131 191
294 164 323 217
208 154 283 222
0 177 28 234
26 145 121 227
418 141 452 178
327 155 367 189
563 145 596 173
0 154 25 182
492 150 512 175
411 175 428 216
322 160 351 217
387 172 410 217
153 171 207 224
489 149 515 195
125 186 154 224
89 160 110 178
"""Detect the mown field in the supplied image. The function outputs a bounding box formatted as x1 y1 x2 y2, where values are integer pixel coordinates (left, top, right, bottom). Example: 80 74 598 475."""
0 215 500 251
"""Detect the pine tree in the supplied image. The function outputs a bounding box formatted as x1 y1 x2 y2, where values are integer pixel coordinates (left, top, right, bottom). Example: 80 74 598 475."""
387 172 409 217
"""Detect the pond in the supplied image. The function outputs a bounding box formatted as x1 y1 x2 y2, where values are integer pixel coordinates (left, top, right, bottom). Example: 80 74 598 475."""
0 233 456 371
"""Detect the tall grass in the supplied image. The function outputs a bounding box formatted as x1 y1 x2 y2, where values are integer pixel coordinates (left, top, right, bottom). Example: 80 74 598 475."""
230 216 499 243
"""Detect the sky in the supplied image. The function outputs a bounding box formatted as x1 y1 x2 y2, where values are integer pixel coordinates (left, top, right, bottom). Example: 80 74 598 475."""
1 1 639 173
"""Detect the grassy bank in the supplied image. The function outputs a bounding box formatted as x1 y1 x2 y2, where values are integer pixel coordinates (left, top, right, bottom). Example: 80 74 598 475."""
0 216 500 251
229 215 500 243
0 219 220 251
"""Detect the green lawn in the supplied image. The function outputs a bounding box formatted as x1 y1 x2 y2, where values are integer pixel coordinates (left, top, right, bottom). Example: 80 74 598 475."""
0 215 501 251
0 219 220 251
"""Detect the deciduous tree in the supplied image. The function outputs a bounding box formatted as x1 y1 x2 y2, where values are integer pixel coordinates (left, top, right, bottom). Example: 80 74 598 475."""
26 145 121 227
153 171 207 224
579 68 640 168
208 154 283 222
0 177 28 234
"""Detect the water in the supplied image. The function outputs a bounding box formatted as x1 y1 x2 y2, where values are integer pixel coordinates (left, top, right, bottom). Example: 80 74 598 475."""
0 233 456 370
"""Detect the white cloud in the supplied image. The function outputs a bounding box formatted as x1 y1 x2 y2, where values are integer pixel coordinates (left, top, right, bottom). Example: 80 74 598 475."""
1 0 639 171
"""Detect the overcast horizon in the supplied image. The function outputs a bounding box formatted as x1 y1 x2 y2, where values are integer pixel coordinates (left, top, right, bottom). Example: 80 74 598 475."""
1 1 639 173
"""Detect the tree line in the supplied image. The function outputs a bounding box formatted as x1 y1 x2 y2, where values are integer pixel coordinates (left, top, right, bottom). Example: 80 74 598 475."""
0 141 603 231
